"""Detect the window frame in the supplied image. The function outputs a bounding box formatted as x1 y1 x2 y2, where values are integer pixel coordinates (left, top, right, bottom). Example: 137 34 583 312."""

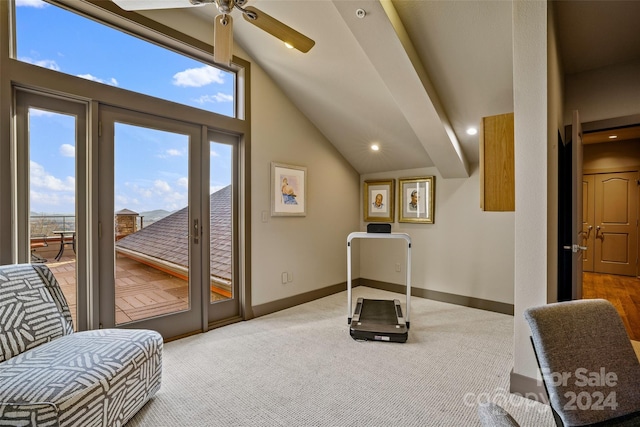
0 0 252 326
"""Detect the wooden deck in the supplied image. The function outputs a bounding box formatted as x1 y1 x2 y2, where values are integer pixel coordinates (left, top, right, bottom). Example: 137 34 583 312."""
33 245 227 329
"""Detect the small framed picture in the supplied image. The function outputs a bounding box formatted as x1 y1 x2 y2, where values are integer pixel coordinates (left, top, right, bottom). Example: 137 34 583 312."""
398 176 435 223
271 162 306 216
364 179 395 222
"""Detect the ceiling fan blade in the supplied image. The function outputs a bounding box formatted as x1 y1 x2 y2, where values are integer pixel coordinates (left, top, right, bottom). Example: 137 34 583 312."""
111 0 207 11
214 14 234 66
242 6 315 53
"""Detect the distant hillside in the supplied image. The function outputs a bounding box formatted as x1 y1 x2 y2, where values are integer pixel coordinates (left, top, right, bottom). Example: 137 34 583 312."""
140 209 173 224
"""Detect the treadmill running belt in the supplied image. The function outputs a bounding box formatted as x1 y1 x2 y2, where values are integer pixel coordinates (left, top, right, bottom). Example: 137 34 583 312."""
359 299 398 325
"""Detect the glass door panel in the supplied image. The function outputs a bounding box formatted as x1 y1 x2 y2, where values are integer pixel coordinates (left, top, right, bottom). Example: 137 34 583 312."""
99 106 202 337
207 132 240 324
113 123 191 325
29 109 77 326
209 141 233 303
15 90 86 331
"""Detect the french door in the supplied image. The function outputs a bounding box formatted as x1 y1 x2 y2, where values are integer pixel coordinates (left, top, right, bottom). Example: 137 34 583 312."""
15 90 88 331
16 90 241 339
99 106 240 337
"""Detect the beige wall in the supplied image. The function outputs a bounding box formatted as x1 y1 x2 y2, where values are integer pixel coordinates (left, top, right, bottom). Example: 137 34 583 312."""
565 59 640 125
359 166 515 304
249 60 360 306
584 139 640 171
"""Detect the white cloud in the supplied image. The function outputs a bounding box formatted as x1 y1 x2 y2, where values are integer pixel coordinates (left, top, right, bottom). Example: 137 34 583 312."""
173 66 225 87
77 74 119 87
163 191 188 211
16 0 48 7
19 57 60 71
166 149 182 157
194 93 233 104
177 177 189 189
154 180 172 193
60 144 75 158
30 161 75 192
210 150 220 157
30 190 75 211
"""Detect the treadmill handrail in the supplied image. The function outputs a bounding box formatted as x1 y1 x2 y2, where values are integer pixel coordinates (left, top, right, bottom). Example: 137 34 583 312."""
347 232 412 326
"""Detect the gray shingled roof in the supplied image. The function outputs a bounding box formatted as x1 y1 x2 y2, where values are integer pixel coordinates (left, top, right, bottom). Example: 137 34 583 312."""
115 185 231 282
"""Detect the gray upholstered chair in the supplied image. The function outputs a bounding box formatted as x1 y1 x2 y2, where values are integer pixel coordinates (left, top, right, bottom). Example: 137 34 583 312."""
524 299 640 427
0 263 162 426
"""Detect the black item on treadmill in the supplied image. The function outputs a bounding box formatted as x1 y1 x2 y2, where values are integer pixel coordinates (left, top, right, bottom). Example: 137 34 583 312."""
367 223 391 233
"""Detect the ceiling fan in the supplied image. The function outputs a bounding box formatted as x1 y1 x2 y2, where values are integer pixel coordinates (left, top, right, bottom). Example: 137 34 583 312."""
111 0 315 66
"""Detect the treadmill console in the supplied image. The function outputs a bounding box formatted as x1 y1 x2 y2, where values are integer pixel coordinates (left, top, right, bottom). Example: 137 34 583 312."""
367 223 391 233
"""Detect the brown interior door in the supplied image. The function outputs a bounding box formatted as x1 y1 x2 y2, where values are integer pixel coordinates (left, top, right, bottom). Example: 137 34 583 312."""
571 110 584 300
582 174 595 272
593 171 638 276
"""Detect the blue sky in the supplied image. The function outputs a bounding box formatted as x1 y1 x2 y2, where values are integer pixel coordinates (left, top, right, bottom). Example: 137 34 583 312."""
17 0 234 214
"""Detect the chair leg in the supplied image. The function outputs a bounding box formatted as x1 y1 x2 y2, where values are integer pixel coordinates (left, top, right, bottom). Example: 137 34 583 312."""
31 251 47 263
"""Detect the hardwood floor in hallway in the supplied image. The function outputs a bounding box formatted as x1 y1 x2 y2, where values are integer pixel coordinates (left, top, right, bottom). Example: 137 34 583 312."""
583 272 640 341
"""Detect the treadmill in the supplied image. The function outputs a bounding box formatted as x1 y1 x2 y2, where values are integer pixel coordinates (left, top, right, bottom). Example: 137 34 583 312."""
347 231 411 343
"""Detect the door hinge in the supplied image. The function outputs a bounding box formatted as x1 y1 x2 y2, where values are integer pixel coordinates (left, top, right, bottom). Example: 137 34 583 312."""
98 121 102 137
563 244 587 253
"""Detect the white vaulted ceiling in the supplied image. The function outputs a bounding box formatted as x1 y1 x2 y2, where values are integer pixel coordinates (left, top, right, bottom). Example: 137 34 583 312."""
137 0 640 176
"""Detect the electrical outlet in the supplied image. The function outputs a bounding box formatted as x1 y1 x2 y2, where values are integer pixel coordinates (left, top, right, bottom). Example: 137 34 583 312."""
395 263 401 272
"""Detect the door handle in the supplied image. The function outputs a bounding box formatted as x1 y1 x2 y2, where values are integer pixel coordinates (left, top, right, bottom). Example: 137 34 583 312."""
185 219 200 244
595 225 604 240
580 225 593 239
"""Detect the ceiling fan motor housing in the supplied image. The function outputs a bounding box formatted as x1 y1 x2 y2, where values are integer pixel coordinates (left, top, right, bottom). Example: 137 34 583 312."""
215 0 235 14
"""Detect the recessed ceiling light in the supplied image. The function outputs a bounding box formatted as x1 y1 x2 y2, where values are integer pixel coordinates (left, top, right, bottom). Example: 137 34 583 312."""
371 144 379 151
466 127 478 136
608 135 618 139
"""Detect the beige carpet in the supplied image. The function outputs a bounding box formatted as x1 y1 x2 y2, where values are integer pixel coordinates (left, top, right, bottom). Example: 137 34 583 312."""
127 287 555 426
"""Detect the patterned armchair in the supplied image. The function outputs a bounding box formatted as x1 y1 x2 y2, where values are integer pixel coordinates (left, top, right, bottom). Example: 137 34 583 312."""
0 263 162 426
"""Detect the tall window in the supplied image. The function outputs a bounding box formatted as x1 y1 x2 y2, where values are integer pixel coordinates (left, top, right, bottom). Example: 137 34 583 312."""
15 0 235 117
10 0 246 337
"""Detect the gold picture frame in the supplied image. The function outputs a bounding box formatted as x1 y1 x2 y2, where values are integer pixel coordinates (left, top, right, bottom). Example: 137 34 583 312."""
364 179 395 222
398 176 435 224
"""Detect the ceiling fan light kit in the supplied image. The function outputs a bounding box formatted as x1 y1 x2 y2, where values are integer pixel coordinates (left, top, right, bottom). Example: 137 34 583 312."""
111 0 315 66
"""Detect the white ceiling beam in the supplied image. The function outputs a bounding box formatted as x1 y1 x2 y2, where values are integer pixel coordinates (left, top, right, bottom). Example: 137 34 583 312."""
333 0 469 178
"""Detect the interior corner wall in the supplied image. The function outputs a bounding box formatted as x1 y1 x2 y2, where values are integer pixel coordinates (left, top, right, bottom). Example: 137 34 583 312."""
564 59 640 125
248 56 360 307
359 166 515 305
512 0 549 381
